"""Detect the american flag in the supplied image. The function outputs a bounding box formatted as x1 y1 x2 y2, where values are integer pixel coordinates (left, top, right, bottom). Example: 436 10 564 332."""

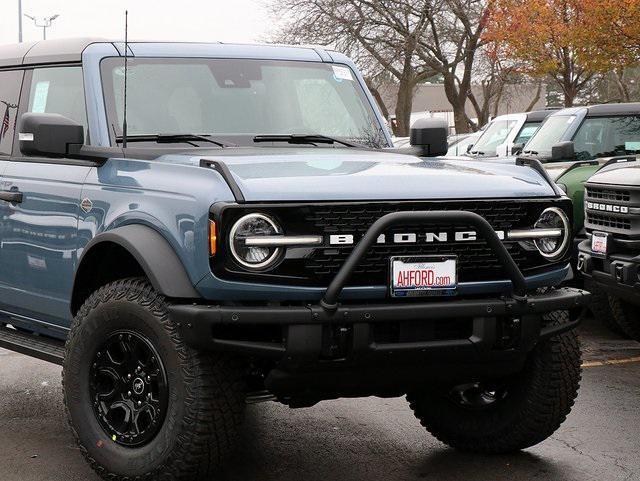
0 105 9 140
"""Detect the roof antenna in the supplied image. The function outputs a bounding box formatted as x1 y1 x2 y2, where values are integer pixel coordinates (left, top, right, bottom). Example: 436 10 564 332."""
122 10 129 149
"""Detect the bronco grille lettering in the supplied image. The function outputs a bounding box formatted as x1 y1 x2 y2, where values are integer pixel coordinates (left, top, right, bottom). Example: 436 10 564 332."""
329 230 506 246
586 201 629 214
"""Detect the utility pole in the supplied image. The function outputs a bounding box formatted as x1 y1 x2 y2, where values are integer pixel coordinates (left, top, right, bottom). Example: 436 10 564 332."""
18 0 23 42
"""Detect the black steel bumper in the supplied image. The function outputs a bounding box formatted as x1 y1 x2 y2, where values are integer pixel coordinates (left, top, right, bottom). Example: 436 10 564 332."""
578 238 640 302
170 210 589 367
170 287 588 358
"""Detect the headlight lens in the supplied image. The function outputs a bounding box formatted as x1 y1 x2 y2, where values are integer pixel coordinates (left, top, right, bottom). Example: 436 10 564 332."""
533 207 570 260
229 213 282 270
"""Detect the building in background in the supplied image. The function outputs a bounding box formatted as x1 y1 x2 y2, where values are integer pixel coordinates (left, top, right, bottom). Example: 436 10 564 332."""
379 82 547 134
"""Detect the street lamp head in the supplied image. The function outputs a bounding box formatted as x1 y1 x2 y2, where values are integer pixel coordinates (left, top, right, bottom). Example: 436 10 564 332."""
48 14 60 21
23 13 35 21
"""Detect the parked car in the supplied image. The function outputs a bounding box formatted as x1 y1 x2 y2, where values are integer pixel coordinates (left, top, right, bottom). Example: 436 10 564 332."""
578 158 640 340
446 131 482 157
0 39 588 481
466 110 555 158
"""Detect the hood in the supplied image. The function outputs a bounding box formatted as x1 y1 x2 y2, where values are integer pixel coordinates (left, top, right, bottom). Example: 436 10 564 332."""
589 159 640 186
164 148 558 201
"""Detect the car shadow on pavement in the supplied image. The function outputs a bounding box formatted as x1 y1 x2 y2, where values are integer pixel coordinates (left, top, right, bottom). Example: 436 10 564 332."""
219 400 573 481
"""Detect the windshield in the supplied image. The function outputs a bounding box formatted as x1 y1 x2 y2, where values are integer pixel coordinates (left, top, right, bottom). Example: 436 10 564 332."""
573 116 640 160
523 115 576 156
101 57 387 148
469 119 517 156
447 134 478 156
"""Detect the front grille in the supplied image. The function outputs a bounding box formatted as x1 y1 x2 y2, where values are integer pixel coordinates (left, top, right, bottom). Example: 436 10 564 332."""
584 183 637 236
585 186 630 202
585 212 631 230
214 199 569 287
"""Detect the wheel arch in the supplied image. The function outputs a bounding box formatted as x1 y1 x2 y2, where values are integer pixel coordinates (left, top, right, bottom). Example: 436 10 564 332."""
71 224 199 316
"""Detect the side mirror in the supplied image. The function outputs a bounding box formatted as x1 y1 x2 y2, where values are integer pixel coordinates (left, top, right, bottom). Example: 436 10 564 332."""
410 118 448 157
551 141 575 161
19 113 84 158
511 143 525 155
466 143 473 154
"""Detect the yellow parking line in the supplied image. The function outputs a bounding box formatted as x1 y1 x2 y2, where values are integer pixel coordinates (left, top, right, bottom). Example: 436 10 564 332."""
582 356 640 368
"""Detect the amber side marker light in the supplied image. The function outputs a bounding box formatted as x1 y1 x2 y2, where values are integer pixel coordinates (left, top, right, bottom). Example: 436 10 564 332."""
209 220 217 256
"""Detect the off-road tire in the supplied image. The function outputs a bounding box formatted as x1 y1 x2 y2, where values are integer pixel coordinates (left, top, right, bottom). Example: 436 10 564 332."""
608 296 640 342
63 278 245 481
407 311 581 453
586 281 626 336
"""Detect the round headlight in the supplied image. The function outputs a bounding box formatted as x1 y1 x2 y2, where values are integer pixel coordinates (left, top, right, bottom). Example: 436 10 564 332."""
533 207 570 260
229 213 282 270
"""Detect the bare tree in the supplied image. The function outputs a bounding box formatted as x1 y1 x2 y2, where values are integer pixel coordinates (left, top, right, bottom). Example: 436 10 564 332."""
414 0 489 133
270 0 439 136
466 47 516 128
269 0 488 135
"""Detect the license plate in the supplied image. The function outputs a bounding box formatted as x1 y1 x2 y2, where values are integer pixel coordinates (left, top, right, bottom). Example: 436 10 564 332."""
390 256 457 297
591 231 609 256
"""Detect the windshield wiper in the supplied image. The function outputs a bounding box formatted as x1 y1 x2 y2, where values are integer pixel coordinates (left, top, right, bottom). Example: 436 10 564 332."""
523 150 539 156
469 150 485 156
116 134 233 148
253 134 361 148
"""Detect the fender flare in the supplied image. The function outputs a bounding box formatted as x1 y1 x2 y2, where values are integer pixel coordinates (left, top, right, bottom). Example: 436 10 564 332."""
72 224 199 308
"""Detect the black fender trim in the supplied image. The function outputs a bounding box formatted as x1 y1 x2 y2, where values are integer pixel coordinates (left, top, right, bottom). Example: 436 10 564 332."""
73 224 199 305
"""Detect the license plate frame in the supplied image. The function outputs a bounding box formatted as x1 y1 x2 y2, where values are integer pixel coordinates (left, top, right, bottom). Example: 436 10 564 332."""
591 231 609 257
389 255 458 298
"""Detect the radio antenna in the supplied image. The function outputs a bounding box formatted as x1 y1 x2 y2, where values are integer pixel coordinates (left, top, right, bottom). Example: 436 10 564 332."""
122 10 129 149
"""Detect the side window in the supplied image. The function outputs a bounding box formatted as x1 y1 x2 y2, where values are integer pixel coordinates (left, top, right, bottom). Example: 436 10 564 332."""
514 122 541 146
0 70 24 156
28 66 87 136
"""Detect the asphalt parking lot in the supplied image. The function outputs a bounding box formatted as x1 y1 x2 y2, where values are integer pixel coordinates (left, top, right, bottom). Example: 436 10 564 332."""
0 317 638 481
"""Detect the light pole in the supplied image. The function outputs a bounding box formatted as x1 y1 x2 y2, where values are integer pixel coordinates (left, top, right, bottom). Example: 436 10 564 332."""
18 0 23 42
24 13 59 40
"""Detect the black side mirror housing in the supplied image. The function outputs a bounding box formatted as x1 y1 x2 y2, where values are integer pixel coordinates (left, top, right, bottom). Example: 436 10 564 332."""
551 141 575 161
19 112 84 158
410 118 448 157
511 142 525 155
466 143 473 154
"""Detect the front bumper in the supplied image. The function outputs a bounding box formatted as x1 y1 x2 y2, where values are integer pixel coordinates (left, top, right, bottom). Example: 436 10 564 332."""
171 211 588 377
170 287 588 358
578 238 640 303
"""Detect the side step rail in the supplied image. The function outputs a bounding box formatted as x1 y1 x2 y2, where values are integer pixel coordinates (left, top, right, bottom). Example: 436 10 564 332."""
0 324 65 365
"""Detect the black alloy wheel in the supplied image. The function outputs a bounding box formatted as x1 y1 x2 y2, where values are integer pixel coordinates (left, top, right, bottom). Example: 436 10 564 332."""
90 330 168 447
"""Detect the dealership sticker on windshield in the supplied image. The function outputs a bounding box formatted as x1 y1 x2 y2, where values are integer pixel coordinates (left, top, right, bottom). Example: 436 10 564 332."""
332 65 354 82
591 231 609 255
391 256 457 297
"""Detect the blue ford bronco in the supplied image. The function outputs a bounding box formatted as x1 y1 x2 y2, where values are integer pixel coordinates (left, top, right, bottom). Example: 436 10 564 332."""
0 39 589 480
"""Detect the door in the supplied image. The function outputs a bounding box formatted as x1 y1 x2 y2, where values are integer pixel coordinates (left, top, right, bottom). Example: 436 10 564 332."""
0 66 91 327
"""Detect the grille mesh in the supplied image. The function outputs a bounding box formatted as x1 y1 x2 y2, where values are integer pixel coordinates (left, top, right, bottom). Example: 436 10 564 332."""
586 212 631 230
585 186 631 202
301 202 545 285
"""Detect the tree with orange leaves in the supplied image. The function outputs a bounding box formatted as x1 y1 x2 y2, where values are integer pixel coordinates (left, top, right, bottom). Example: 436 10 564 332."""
484 0 633 107
581 0 640 67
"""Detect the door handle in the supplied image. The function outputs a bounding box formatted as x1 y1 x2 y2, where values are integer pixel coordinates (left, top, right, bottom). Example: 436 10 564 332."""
0 191 23 203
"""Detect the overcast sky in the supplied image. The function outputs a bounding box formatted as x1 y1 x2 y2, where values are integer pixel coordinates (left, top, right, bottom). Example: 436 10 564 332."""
0 0 274 46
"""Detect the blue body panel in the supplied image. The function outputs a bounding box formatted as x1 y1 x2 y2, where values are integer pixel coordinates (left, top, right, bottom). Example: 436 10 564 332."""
0 42 569 335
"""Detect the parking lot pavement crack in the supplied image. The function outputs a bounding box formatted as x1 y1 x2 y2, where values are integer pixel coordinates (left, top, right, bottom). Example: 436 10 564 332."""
551 436 599 463
601 452 633 475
